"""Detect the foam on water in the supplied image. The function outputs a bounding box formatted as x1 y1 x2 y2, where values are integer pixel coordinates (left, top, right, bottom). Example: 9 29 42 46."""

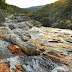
17 56 68 72
0 56 20 70
0 54 69 72
51 66 69 72
19 56 69 72
0 38 70 72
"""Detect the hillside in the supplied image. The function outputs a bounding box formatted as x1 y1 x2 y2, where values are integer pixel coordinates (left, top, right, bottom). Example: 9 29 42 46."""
0 0 28 14
0 0 8 9
30 0 72 29
24 5 44 11
7 5 28 14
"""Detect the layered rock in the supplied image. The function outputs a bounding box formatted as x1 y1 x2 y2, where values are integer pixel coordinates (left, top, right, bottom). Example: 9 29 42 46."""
0 57 26 72
29 27 72 69
0 27 39 55
0 14 72 72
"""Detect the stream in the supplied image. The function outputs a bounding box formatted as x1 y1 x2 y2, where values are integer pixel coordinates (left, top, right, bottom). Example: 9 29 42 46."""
0 38 69 72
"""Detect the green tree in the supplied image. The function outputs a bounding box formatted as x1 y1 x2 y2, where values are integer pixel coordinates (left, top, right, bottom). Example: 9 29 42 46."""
0 0 8 9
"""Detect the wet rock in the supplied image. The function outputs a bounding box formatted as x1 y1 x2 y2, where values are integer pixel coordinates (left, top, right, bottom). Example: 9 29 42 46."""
26 20 42 27
8 45 24 56
0 57 26 72
21 56 55 72
67 51 72 54
43 51 72 67
0 23 6 26
0 58 3 61
51 66 69 72
29 27 43 33
0 62 9 72
13 28 31 42
0 27 40 55
0 14 72 71
65 38 72 43
13 22 31 30
8 24 16 30
0 38 13 58
16 64 26 72
20 55 70 72
29 27 72 70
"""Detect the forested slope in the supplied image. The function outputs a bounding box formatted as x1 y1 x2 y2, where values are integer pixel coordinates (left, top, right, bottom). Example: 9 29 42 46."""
30 0 72 29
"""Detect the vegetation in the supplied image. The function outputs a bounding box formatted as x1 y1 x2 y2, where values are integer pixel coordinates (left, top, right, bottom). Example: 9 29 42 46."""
24 5 44 11
7 5 28 14
30 0 72 29
27 10 35 15
0 0 8 9
0 0 28 14
0 0 72 29
7 7 14 13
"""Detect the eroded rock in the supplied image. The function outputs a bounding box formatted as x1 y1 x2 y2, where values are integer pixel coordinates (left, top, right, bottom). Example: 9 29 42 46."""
8 45 24 56
0 15 72 72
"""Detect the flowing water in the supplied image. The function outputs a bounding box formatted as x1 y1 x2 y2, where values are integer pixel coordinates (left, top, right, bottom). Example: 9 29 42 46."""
0 38 70 72
0 55 69 72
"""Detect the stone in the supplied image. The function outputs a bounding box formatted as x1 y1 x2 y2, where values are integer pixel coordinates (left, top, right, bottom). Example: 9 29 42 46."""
0 58 5 61
0 38 13 58
43 51 72 67
10 64 26 72
0 14 72 71
0 62 9 72
0 23 6 26
16 64 26 72
8 24 16 30
8 45 24 56
13 28 31 42
0 27 40 55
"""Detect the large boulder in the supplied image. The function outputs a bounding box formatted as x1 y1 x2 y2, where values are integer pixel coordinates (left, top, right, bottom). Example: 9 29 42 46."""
0 10 5 23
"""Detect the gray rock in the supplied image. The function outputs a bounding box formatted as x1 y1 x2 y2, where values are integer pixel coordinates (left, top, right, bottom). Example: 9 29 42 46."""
8 24 16 30
0 27 39 55
13 28 31 42
0 38 13 58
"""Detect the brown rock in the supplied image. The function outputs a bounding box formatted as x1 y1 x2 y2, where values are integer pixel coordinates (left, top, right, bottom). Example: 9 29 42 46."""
0 62 9 72
10 69 15 72
0 24 6 26
16 64 26 72
43 51 72 66
0 58 4 61
8 45 24 56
